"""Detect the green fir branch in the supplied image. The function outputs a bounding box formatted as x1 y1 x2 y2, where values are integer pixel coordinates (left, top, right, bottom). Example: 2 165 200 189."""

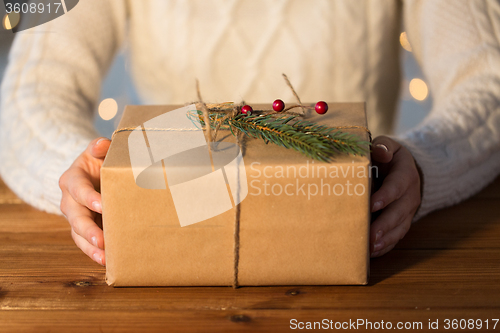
189 110 370 162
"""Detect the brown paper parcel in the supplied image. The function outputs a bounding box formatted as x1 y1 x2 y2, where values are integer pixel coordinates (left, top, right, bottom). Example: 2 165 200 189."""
101 103 371 286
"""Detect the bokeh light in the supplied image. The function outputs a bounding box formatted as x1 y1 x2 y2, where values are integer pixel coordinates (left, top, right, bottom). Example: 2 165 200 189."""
400 32 412 52
409 78 428 101
98 98 118 121
3 12 20 30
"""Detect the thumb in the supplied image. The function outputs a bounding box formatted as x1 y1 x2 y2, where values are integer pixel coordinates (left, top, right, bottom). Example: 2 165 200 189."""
89 137 111 159
371 136 399 164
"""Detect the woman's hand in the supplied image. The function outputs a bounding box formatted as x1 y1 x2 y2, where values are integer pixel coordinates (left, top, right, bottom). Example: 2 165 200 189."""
59 137 111 266
370 136 421 257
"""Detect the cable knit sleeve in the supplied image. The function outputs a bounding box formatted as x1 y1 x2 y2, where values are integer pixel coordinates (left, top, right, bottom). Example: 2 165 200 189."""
0 0 126 214
398 0 500 220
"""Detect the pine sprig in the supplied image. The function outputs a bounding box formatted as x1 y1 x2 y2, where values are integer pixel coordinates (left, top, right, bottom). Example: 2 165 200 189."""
189 110 370 162
231 114 369 161
291 119 370 156
231 114 337 162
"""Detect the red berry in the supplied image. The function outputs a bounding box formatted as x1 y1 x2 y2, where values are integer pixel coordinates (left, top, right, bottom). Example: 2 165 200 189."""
315 101 328 114
272 99 285 112
241 105 253 116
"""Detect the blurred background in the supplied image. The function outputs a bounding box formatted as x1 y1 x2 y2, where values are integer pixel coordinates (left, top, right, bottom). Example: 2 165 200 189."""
0 9 432 139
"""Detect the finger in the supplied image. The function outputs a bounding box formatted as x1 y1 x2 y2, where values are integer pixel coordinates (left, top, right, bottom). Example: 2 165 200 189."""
71 229 106 266
371 166 414 212
63 193 105 249
370 193 415 246
371 136 400 164
371 243 396 258
65 169 102 213
371 144 419 213
371 216 412 257
89 137 111 160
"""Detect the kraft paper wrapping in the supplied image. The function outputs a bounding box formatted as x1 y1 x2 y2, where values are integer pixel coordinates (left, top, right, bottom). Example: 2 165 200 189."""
101 103 371 286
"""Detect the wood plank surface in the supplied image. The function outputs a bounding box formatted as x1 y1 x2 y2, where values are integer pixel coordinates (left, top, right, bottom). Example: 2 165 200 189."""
0 177 499 332
2 309 500 333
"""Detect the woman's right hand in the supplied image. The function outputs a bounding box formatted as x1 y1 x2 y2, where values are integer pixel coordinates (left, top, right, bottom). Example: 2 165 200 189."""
59 137 111 266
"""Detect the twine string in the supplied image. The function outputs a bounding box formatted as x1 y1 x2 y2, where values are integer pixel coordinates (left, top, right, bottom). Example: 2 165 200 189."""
112 124 371 140
232 129 242 288
196 81 242 288
212 105 239 142
282 73 307 116
196 80 213 145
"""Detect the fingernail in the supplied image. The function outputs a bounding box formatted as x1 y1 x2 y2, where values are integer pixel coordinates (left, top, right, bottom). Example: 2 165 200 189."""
372 201 383 212
375 230 383 242
91 236 98 247
92 201 102 212
96 138 106 146
373 241 384 252
375 143 389 152
92 253 102 265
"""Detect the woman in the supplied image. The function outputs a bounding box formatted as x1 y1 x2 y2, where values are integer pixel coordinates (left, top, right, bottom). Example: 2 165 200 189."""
1 0 499 266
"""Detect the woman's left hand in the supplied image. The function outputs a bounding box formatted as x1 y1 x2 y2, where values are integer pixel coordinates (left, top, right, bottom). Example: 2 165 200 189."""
370 136 422 257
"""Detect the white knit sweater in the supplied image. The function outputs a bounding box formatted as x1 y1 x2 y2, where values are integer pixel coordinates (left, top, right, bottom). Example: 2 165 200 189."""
1 0 499 220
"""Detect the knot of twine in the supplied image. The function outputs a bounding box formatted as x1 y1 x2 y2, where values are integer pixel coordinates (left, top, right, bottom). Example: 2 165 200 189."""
112 74 372 288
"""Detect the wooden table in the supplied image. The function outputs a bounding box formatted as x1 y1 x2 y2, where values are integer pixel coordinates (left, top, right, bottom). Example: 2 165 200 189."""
0 177 499 332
